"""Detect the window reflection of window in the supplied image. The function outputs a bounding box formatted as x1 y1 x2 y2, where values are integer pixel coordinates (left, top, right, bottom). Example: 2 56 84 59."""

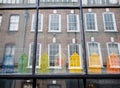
103 12 117 32
87 42 103 67
3 44 15 66
28 0 36 4
0 15 2 26
85 13 98 31
68 44 80 56
31 13 43 32
67 14 79 32
49 14 61 32
9 15 19 31
40 0 77 2
68 44 82 69
88 42 100 56
28 43 41 68
87 0 101 5
48 43 61 68
1 0 20 4
4 44 15 57
107 42 120 55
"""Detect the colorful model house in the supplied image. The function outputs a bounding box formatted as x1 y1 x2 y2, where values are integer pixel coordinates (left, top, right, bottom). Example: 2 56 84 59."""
38 53 49 73
18 53 28 73
107 53 120 73
88 53 102 73
69 52 82 73
2 55 14 73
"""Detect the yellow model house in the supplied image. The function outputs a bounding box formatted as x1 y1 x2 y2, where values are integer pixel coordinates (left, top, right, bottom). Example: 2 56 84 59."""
88 53 102 73
69 52 82 73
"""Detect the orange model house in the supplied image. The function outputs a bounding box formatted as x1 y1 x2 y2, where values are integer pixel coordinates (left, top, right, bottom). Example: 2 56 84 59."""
107 53 120 73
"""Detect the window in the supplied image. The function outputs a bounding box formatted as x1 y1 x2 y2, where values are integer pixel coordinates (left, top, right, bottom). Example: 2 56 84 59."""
1 0 20 4
3 44 15 68
68 44 80 56
103 12 117 32
101 0 110 5
28 0 36 4
67 14 79 32
40 0 77 2
4 44 15 57
85 13 98 31
48 43 61 68
87 42 103 66
28 43 41 68
9 15 19 31
87 42 101 57
31 13 43 32
107 42 120 55
49 14 61 32
87 0 101 5
68 44 81 68
0 15 2 26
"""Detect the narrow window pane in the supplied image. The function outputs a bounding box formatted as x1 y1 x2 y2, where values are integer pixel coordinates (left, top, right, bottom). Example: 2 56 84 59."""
9 15 19 31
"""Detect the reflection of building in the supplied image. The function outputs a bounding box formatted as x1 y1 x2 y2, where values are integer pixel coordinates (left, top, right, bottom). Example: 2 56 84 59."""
0 0 120 88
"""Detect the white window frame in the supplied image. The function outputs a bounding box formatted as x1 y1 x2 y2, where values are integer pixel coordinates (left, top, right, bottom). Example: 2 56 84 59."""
9 15 19 31
31 13 43 32
49 14 61 32
28 43 41 68
87 42 103 67
68 44 82 69
0 15 2 26
67 14 80 32
48 43 61 69
103 12 117 32
85 12 98 31
107 42 120 55
4 44 15 57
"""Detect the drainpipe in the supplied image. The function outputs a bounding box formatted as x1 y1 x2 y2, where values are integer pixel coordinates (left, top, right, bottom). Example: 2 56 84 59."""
22 11 29 53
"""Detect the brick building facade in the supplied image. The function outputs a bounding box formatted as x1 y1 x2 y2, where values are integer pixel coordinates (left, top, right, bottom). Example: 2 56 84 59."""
0 0 120 88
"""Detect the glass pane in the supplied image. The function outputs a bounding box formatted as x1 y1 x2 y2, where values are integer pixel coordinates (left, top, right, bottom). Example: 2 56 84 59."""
84 8 120 74
87 79 120 88
36 9 83 74
0 79 33 88
85 0 119 6
37 79 84 88
39 0 79 7
0 10 36 74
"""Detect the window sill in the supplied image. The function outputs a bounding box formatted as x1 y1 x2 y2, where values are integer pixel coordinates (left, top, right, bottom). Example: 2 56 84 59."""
85 30 99 32
104 30 118 33
30 30 42 32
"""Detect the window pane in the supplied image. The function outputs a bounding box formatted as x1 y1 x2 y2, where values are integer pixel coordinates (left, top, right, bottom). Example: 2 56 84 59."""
103 13 116 31
85 8 120 74
0 10 36 74
85 13 97 31
9 15 19 31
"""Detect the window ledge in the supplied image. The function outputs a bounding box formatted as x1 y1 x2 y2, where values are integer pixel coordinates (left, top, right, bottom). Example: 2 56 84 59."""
30 30 42 32
48 67 62 69
104 30 118 33
85 30 99 32
67 31 80 32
